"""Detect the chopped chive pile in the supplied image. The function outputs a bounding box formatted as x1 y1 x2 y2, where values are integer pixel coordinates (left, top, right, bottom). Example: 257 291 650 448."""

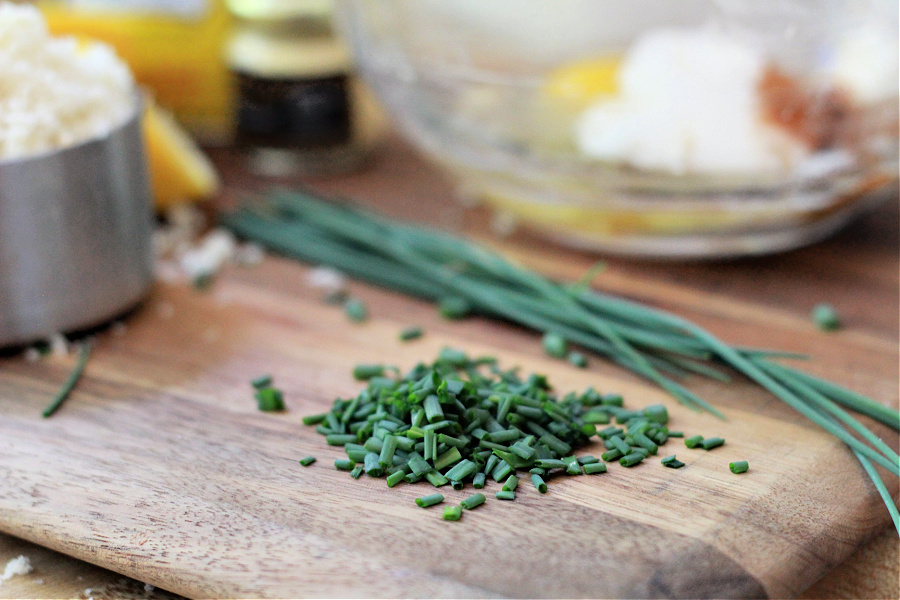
811 303 841 331
729 460 749 474
301 349 702 518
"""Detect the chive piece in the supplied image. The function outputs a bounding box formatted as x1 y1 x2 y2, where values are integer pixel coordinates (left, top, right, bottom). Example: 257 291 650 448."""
531 474 548 493
685 435 705 449
378 435 398 468
386 470 406 487
425 470 450 487
299 456 316 467
667 431 684 438
353 364 385 380
729 460 749 474
255 387 285 412
701 437 725 450
502 475 520 492
350 465 364 479
495 490 516 501
439 296 472 320
334 459 355 471
661 455 685 469
619 452 645 468
251 374 273 389
566 461 583 475
344 298 368 322
461 492 486 510
534 459 567 469
542 332 568 358
489 428 520 443
434 447 463 471
443 505 463 521
608 436 631 455
583 462 608 474
601 449 623 462
539 432 572 456
302 413 328 426
473 472 486 489
492 460 513 482
811 303 841 331
346 447 367 463
400 326 424 341
424 429 436 461
416 493 445 508
326 433 357 446
424 394 444 424
600 394 624 407
444 459 478 482
583 411 610 425
632 432 659 455
643 404 669 425
364 452 384 476
568 352 587 368
577 455 600 465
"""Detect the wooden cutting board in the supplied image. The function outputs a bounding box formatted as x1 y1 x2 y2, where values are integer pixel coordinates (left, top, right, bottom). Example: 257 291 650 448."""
0 256 895 599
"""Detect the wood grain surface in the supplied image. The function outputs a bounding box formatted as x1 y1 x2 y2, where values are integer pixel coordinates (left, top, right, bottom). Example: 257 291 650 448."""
0 139 897 599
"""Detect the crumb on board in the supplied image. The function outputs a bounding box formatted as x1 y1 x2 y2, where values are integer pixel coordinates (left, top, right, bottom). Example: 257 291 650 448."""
0 555 33 586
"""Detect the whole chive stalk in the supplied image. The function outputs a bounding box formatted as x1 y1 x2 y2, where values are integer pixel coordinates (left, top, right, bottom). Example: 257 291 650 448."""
400 326 424 341
415 493 444 508
661 455 685 469
460 493 486 510
299 456 316 467
729 460 749 474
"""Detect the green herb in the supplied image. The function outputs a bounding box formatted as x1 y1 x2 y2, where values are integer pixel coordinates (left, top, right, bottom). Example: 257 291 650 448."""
299 456 316 467
812 303 841 331
700 437 725 451
352 364 385 380
495 490 515 501
619 452 645 468
568 352 588 368
255 387 285 412
542 332 568 358
251 374 273 389
42 340 93 418
531 473 548 492
400 326 424 341
334 459 355 471
460 493 486 510
661 455 685 469
502 475 520 492
583 462 608 475
443 505 463 521
344 298 368 322
684 435 704 449
302 413 327 426
386 470 406 487
415 493 444 508
473 472 486 489
729 460 749 474
439 296 472 320
350 465 364 479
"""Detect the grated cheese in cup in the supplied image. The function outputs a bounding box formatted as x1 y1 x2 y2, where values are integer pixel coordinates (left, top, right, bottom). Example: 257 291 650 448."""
0 2 135 161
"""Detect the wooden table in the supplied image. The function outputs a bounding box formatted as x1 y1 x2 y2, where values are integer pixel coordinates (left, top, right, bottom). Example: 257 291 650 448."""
1 138 897 599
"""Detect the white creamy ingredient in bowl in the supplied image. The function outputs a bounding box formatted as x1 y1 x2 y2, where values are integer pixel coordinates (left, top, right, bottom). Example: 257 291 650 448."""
575 28 809 175
0 2 134 161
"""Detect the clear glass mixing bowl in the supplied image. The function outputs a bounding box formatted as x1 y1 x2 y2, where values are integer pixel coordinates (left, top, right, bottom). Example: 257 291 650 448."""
338 0 898 258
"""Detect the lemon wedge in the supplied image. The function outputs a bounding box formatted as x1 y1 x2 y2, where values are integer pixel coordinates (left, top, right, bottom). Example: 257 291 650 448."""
143 100 219 210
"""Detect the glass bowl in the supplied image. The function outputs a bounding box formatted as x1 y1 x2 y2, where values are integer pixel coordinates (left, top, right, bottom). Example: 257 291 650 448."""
338 0 898 258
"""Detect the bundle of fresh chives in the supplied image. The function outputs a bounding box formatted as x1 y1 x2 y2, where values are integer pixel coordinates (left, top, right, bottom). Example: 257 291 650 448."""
224 189 900 534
